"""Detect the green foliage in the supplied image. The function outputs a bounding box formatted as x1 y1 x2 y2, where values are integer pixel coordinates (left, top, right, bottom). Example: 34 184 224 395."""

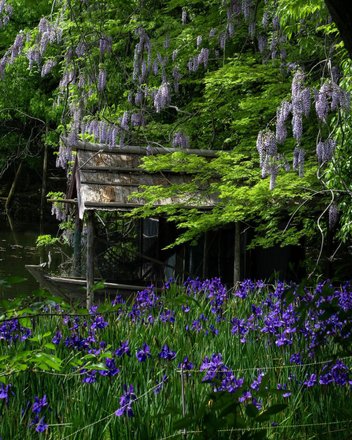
35 234 61 248
0 0 351 267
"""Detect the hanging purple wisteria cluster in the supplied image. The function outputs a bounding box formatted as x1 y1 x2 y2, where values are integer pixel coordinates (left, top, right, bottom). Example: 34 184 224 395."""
133 28 152 84
316 138 337 164
0 0 12 27
26 18 62 72
0 29 26 76
258 68 351 188
51 202 66 221
80 119 120 147
256 129 284 189
172 131 189 149
315 80 350 122
153 82 171 113
41 59 57 77
99 36 112 55
56 142 73 169
0 0 300 157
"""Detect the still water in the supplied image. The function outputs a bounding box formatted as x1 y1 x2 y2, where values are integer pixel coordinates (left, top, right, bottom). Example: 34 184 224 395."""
0 218 43 298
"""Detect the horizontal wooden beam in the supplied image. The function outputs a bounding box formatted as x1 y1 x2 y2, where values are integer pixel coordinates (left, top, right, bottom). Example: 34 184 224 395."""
80 166 197 174
70 139 220 158
48 198 216 211
48 198 77 205
81 166 145 173
80 180 141 187
83 201 215 210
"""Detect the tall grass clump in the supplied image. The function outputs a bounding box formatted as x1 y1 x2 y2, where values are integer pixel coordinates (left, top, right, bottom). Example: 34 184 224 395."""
1 278 352 439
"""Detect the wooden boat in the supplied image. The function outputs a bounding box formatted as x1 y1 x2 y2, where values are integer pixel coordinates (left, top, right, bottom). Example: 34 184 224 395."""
25 264 148 305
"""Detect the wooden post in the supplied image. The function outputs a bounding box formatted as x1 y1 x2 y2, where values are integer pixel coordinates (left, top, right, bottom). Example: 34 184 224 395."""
202 231 208 279
217 231 222 277
73 211 82 277
181 245 186 283
188 246 194 276
86 210 95 309
139 218 143 280
5 161 23 214
39 140 48 265
243 227 247 279
233 222 241 286
40 142 48 236
6 213 18 245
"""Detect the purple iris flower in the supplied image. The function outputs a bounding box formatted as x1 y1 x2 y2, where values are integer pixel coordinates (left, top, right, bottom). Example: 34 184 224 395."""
234 279 255 299
81 370 97 384
89 305 98 315
32 395 48 414
159 309 175 323
0 319 32 343
164 278 174 290
158 344 176 361
200 353 224 382
99 358 120 377
290 353 302 364
250 372 265 391
154 374 168 395
181 305 190 313
200 353 223 371
0 383 12 404
178 357 194 372
91 315 108 330
304 374 317 388
115 340 131 357
112 295 125 306
115 385 137 417
252 398 262 410
239 390 252 402
207 324 219 336
52 330 62 345
136 343 151 362
219 371 244 393
251 304 263 316
277 383 291 397
330 360 349 385
31 415 49 432
146 315 154 324
191 320 202 332
35 417 48 433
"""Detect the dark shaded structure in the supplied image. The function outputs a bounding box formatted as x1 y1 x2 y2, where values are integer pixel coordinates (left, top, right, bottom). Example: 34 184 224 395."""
33 141 305 307
325 0 352 58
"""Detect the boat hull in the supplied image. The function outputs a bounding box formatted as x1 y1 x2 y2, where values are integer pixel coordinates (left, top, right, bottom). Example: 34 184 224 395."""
25 265 146 305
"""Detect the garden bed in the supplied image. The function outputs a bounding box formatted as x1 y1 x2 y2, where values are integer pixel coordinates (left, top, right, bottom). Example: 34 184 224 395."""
1 278 352 439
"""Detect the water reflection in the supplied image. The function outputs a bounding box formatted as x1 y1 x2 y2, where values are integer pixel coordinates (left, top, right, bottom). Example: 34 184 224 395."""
0 217 56 298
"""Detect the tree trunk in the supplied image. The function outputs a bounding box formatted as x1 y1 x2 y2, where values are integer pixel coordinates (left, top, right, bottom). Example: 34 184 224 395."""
325 0 352 58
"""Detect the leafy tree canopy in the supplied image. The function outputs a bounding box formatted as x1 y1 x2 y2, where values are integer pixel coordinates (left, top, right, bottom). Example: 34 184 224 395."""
0 0 351 268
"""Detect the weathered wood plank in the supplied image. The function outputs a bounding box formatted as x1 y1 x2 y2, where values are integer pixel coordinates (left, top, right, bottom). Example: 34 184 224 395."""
73 139 220 157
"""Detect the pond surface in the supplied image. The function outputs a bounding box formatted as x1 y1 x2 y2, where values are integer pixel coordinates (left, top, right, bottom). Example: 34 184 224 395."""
0 218 55 299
